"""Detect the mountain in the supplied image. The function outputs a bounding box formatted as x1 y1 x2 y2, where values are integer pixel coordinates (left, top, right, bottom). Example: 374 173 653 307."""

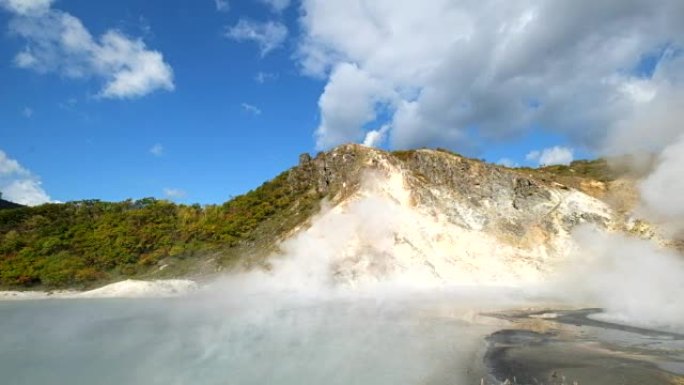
277 145 623 286
0 198 24 211
0 144 649 289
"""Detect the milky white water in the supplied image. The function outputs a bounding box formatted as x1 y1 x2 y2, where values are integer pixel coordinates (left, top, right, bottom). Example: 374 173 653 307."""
0 289 523 385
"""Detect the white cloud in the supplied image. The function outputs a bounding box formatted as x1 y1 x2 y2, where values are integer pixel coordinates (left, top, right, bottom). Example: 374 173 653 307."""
2 179 51 205
362 124 390 148
214 0 229 12
95 31 175 98
497 158 518 168
315 62 391 149
257 0 291 13
241 102 262 115
57 97 78 110
22 106 33 118
0 150 52 206
4 2 174 98
14 50 37 67
297 0 684 153
254 71 277 84
526 146 574 166
149 143 164 157
0 151 26 175
225 19 287 57
525 150 540 162
0 0 52 15
163 188 186 199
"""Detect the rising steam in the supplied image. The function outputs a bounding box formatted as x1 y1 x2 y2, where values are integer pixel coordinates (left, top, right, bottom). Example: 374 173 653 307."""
559 66 684 331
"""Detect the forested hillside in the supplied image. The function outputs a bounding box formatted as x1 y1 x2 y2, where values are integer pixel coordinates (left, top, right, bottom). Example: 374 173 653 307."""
0 171 320 289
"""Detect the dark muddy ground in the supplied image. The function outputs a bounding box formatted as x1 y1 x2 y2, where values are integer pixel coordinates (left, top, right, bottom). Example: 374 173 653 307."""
480 309 684 385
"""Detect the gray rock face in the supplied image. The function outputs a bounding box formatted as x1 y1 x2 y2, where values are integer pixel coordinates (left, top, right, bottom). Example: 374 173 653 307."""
276 145 618 285
288 145 613 248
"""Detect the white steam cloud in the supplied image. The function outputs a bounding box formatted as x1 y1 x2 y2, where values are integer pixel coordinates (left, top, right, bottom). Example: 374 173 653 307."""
554 227 684 332
638 135 684 231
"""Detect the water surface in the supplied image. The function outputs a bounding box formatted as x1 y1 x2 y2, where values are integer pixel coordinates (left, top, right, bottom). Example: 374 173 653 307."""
0 295 497 385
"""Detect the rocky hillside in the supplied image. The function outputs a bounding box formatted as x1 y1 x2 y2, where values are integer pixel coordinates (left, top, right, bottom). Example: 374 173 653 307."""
0 144 646 289
272 145 627 286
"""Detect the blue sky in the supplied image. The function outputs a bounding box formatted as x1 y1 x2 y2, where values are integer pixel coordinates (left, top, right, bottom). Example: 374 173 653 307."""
1 0 322 204
0 0 681 205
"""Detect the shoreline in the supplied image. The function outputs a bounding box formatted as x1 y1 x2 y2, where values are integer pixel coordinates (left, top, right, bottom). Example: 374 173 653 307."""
0 279 199 300
483 308 684 384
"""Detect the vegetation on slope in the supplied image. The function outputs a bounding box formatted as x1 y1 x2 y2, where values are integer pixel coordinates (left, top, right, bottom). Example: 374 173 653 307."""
0 171 320 289
520 159 617 182
393 149 616 183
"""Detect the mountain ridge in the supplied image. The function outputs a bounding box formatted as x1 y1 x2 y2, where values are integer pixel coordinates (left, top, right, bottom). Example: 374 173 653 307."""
0 144 652 289
0 198 24 211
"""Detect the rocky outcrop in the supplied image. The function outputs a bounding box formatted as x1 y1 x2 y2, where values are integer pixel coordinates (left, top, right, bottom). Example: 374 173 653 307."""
274 145 618 286
289 145 614 238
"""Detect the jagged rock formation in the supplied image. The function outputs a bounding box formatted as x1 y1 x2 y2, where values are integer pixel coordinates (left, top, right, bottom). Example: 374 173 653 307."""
272 144 618 286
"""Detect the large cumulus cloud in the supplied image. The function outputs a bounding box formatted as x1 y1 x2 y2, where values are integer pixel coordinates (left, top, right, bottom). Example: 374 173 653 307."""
297 0 684 154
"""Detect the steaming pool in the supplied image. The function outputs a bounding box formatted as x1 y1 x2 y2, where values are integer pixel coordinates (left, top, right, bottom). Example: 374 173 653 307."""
1 293 683 385
0 294 499 385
